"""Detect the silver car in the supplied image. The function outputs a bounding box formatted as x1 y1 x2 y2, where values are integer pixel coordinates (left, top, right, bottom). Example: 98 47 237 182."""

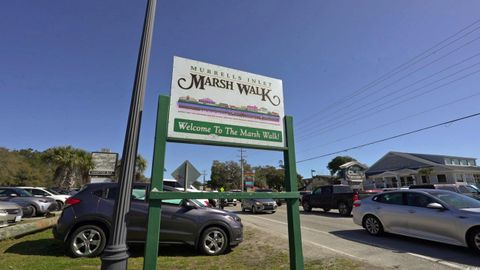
0 201 23 225
352 189 480 253
0 187 57 217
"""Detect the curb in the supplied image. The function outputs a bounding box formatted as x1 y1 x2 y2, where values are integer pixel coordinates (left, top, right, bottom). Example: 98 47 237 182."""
0 214 59 241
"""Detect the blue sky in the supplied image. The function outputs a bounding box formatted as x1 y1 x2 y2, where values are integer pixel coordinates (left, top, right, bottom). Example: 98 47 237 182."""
1 0 480 181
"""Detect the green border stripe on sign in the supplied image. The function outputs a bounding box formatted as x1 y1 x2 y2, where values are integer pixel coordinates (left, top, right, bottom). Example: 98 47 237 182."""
173 118 282 142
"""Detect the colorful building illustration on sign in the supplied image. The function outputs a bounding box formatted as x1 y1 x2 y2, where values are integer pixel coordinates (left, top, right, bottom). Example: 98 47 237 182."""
168 56 285 148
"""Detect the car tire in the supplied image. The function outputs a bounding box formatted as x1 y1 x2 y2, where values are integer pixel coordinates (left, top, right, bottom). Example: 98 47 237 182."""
338 202 351 216
363 215 384 236
302 201 312 212
467 227 480 254
56 201 64 210
68 225 107 258
199 227 228 256
252 206 257 214
28 205 37 217
323 208 331 212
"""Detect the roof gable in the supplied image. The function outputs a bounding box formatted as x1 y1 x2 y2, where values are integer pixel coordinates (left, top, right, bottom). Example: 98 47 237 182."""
366 152 436 176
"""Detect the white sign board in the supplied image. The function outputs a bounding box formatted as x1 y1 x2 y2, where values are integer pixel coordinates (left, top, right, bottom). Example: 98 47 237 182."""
168 56 285 148
89 152 118 176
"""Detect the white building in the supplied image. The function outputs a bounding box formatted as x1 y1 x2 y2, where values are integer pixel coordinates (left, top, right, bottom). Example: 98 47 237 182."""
364 151 480 189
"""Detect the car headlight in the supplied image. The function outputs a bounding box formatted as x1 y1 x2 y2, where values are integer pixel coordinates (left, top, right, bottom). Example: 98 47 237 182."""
227 215 241 223
39 199 49 203
255 201 262 206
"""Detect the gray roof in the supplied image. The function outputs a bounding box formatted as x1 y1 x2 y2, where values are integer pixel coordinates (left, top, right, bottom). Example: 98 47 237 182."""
366 151 479 176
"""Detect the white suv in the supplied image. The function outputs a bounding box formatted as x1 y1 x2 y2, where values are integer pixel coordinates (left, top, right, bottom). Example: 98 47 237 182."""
18 187 70 209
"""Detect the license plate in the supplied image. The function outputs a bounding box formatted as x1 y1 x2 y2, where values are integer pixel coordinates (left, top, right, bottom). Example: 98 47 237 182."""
15 215 21 222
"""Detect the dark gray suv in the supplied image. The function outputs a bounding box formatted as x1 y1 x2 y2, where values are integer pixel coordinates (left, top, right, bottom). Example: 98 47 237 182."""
53 182 243 257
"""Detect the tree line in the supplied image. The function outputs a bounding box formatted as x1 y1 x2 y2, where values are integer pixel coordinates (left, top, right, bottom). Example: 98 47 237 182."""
208 160 305 191
0 146 147 188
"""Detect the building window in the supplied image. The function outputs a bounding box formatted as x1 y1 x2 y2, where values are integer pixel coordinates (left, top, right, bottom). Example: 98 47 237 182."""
421 175 428 184
452 159 460 165
437 174 447 183
468 160 476 166
474 174 480 185
455 173 464 182
460 160 468 166
444 158 451 165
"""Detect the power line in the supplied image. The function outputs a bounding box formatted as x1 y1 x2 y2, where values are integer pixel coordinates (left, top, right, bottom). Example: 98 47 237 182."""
296 112 480 163
296 18 480 128
296 37 480 135
297 59 480 141
297 91 480 154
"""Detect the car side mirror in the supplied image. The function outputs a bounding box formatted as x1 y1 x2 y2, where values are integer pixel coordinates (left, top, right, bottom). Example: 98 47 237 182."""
426 202 445 210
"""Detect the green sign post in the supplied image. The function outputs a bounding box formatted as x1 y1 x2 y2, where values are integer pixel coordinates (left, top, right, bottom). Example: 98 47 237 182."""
143 95 304 269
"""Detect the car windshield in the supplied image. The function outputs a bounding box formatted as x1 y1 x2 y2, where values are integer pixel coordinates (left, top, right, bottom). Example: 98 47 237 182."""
46 188 60 195
436 186 457 192
429 191 480 209
458 185 478 193
255 199 275 202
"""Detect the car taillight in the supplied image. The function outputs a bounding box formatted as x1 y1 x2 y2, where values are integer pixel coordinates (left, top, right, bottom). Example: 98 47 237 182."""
65 197 81 206
352 193 359 202
353 200 361 208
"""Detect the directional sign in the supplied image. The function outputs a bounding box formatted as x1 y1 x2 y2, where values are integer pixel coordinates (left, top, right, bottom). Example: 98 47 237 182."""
171 160 201 189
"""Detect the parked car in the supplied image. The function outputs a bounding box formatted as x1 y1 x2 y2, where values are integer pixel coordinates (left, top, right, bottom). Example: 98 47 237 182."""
18 186 70 209
0 187 57 217
53 182 243 258
255 188 285 206
0 201 23 225
409 184 480 200
164 179 210 207
301 185 356 216
241 193 277 214
352 189 480 253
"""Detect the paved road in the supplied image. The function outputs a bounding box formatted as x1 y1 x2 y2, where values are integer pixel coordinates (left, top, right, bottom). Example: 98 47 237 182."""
228 205 480 270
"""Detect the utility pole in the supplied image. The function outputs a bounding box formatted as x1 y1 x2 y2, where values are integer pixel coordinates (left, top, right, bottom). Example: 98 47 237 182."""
238 148 247 191
201 170 207 191
100 1 156 269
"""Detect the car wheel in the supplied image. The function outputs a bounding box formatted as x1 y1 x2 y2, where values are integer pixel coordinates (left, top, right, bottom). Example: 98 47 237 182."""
56 201 64 210
199 227 228 255
252 206 257 214
68 225 107 258
338 202 351 216
467 227 480 254
323 208 330 212
302 202 312 212
28 205 37 217
363 215 383 236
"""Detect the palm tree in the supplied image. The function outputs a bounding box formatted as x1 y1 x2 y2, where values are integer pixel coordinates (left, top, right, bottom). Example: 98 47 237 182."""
43 146 93 188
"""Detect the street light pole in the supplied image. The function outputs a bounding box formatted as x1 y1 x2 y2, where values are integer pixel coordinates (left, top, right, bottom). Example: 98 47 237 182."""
101 0 157 269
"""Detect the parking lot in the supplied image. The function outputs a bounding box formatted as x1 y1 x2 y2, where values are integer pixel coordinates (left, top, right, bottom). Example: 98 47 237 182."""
229 204 480 270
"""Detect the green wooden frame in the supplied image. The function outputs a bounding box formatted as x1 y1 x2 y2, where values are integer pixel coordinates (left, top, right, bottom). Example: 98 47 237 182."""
143 95 304 270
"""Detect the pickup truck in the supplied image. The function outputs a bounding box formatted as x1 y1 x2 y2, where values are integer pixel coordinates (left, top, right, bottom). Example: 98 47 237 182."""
301 185 356 216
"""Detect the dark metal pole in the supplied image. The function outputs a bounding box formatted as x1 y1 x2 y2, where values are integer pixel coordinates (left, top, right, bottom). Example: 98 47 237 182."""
101 0 156 269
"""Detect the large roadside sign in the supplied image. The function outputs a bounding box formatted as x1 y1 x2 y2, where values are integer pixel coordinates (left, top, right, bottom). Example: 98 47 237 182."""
167 56 285 148
89 152 118 176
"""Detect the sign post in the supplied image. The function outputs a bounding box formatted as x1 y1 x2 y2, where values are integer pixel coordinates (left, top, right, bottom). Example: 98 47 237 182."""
144 57 304 270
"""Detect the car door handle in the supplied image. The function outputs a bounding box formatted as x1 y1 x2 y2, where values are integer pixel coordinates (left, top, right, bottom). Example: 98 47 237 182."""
408 210 415 214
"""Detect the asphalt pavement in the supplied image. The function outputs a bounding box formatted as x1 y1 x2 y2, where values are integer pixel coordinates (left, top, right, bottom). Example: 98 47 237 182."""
228 205 480 270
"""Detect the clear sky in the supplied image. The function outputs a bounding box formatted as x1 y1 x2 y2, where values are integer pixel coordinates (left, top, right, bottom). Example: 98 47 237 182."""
1 0 480 181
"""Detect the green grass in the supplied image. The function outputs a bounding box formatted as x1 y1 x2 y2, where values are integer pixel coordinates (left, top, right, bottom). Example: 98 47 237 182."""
0 228 359 270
